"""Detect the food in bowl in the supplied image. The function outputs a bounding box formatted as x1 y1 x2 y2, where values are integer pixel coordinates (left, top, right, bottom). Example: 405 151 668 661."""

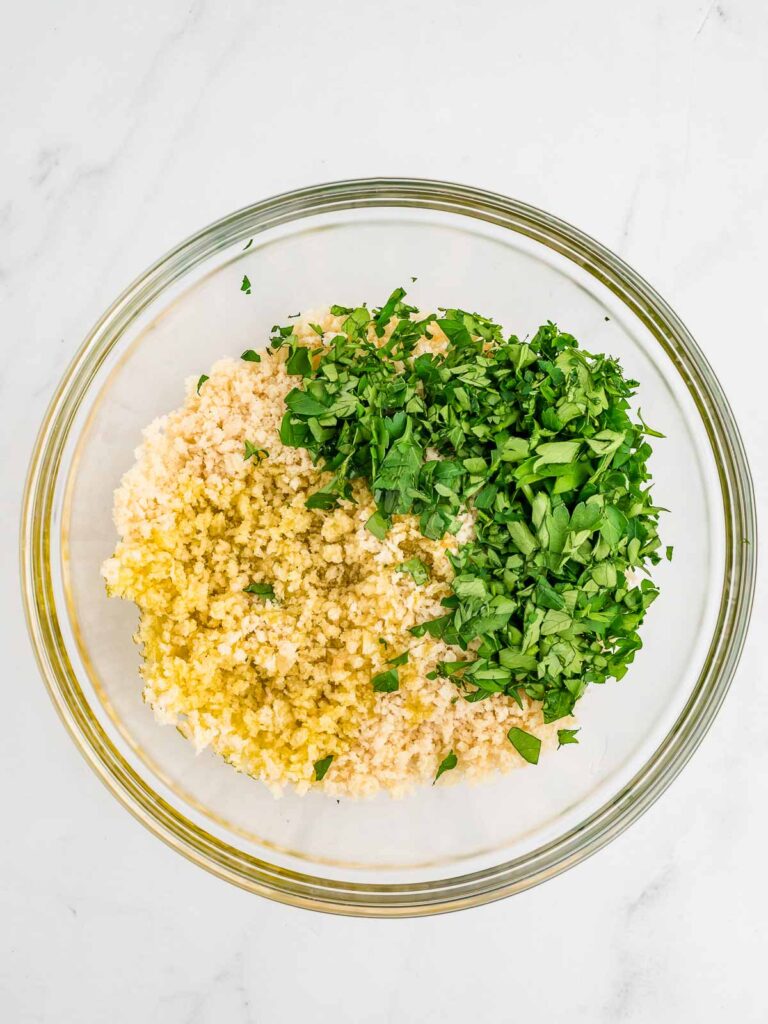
102 288 666 796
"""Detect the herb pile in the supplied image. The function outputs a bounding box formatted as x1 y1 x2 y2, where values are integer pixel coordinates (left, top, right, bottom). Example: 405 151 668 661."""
273 289 666 738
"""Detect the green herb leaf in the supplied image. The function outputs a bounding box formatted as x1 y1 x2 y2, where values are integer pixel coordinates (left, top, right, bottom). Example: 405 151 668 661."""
434 751 458 783
395 558 430 585
244 581 275 599
241 349 261 362
507 727 541 764
286 345 312 376
314 755 333 781
372 668 399 692
387 650 409 667
241 275 252 295
196 374 209 394
557 728 580 747
535 440 581 465
305 488 341 510
244 440 268 461
365 509 390 540
285 389 328 417
638 409 666 438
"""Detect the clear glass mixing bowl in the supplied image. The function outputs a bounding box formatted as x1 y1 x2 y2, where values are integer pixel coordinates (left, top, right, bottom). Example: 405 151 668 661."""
22 179 756 915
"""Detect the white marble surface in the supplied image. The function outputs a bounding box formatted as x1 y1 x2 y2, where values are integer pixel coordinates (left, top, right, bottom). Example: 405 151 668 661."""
2 1 767 1020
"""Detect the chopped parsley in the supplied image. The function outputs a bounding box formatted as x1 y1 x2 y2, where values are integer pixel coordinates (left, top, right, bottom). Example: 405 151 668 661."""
434 751 458 782
557 728 580 747
395 557 430 585
372 668 399 693
244 581 275 600
241 275 252 295
365 509 390 540
243 440 268 461
274 288 666 743
241 349 261 362
314 755 333 781
507 727 541 764
387 650 409 667
196 374 209 394
286 345 312 376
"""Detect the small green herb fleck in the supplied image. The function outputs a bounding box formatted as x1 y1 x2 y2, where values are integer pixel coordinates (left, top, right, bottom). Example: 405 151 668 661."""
395 558 430 585
241 275 252 295
196 374 209 394
372 668 399 692
244 581 275 600
434 751 458 783
241 349 261 362
314 755 333 781
242 238 253 250
244 440 268 461
309 323 325 337
638 409 666 438
507 727 541 764
557 728 580 748
387 650 409 667
665 545 674 561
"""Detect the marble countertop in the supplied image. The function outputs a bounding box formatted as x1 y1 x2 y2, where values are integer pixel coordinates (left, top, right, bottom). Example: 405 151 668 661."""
2 1 767 1020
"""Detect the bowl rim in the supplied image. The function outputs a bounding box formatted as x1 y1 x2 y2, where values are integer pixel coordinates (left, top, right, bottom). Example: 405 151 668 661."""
21 177 757 916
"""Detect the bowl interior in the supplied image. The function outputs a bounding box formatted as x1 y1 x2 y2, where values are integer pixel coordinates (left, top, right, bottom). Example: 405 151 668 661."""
58 205 725 882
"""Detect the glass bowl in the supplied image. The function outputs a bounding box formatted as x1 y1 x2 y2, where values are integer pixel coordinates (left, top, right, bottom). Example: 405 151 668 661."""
22 179 756 916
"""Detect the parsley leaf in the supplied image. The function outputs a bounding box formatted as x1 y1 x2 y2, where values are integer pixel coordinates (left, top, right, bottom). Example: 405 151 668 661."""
372 668 399 692
434 751 458 783
244 581 275 600
395 558 430 585
314 755 333 781
557 728 580 748
365 509 390 539
241 275 252 295
241 349 261 362
507 727 541 764
286 345 312 376
244 440 268 461
196 374 209 394
387 650 409 667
